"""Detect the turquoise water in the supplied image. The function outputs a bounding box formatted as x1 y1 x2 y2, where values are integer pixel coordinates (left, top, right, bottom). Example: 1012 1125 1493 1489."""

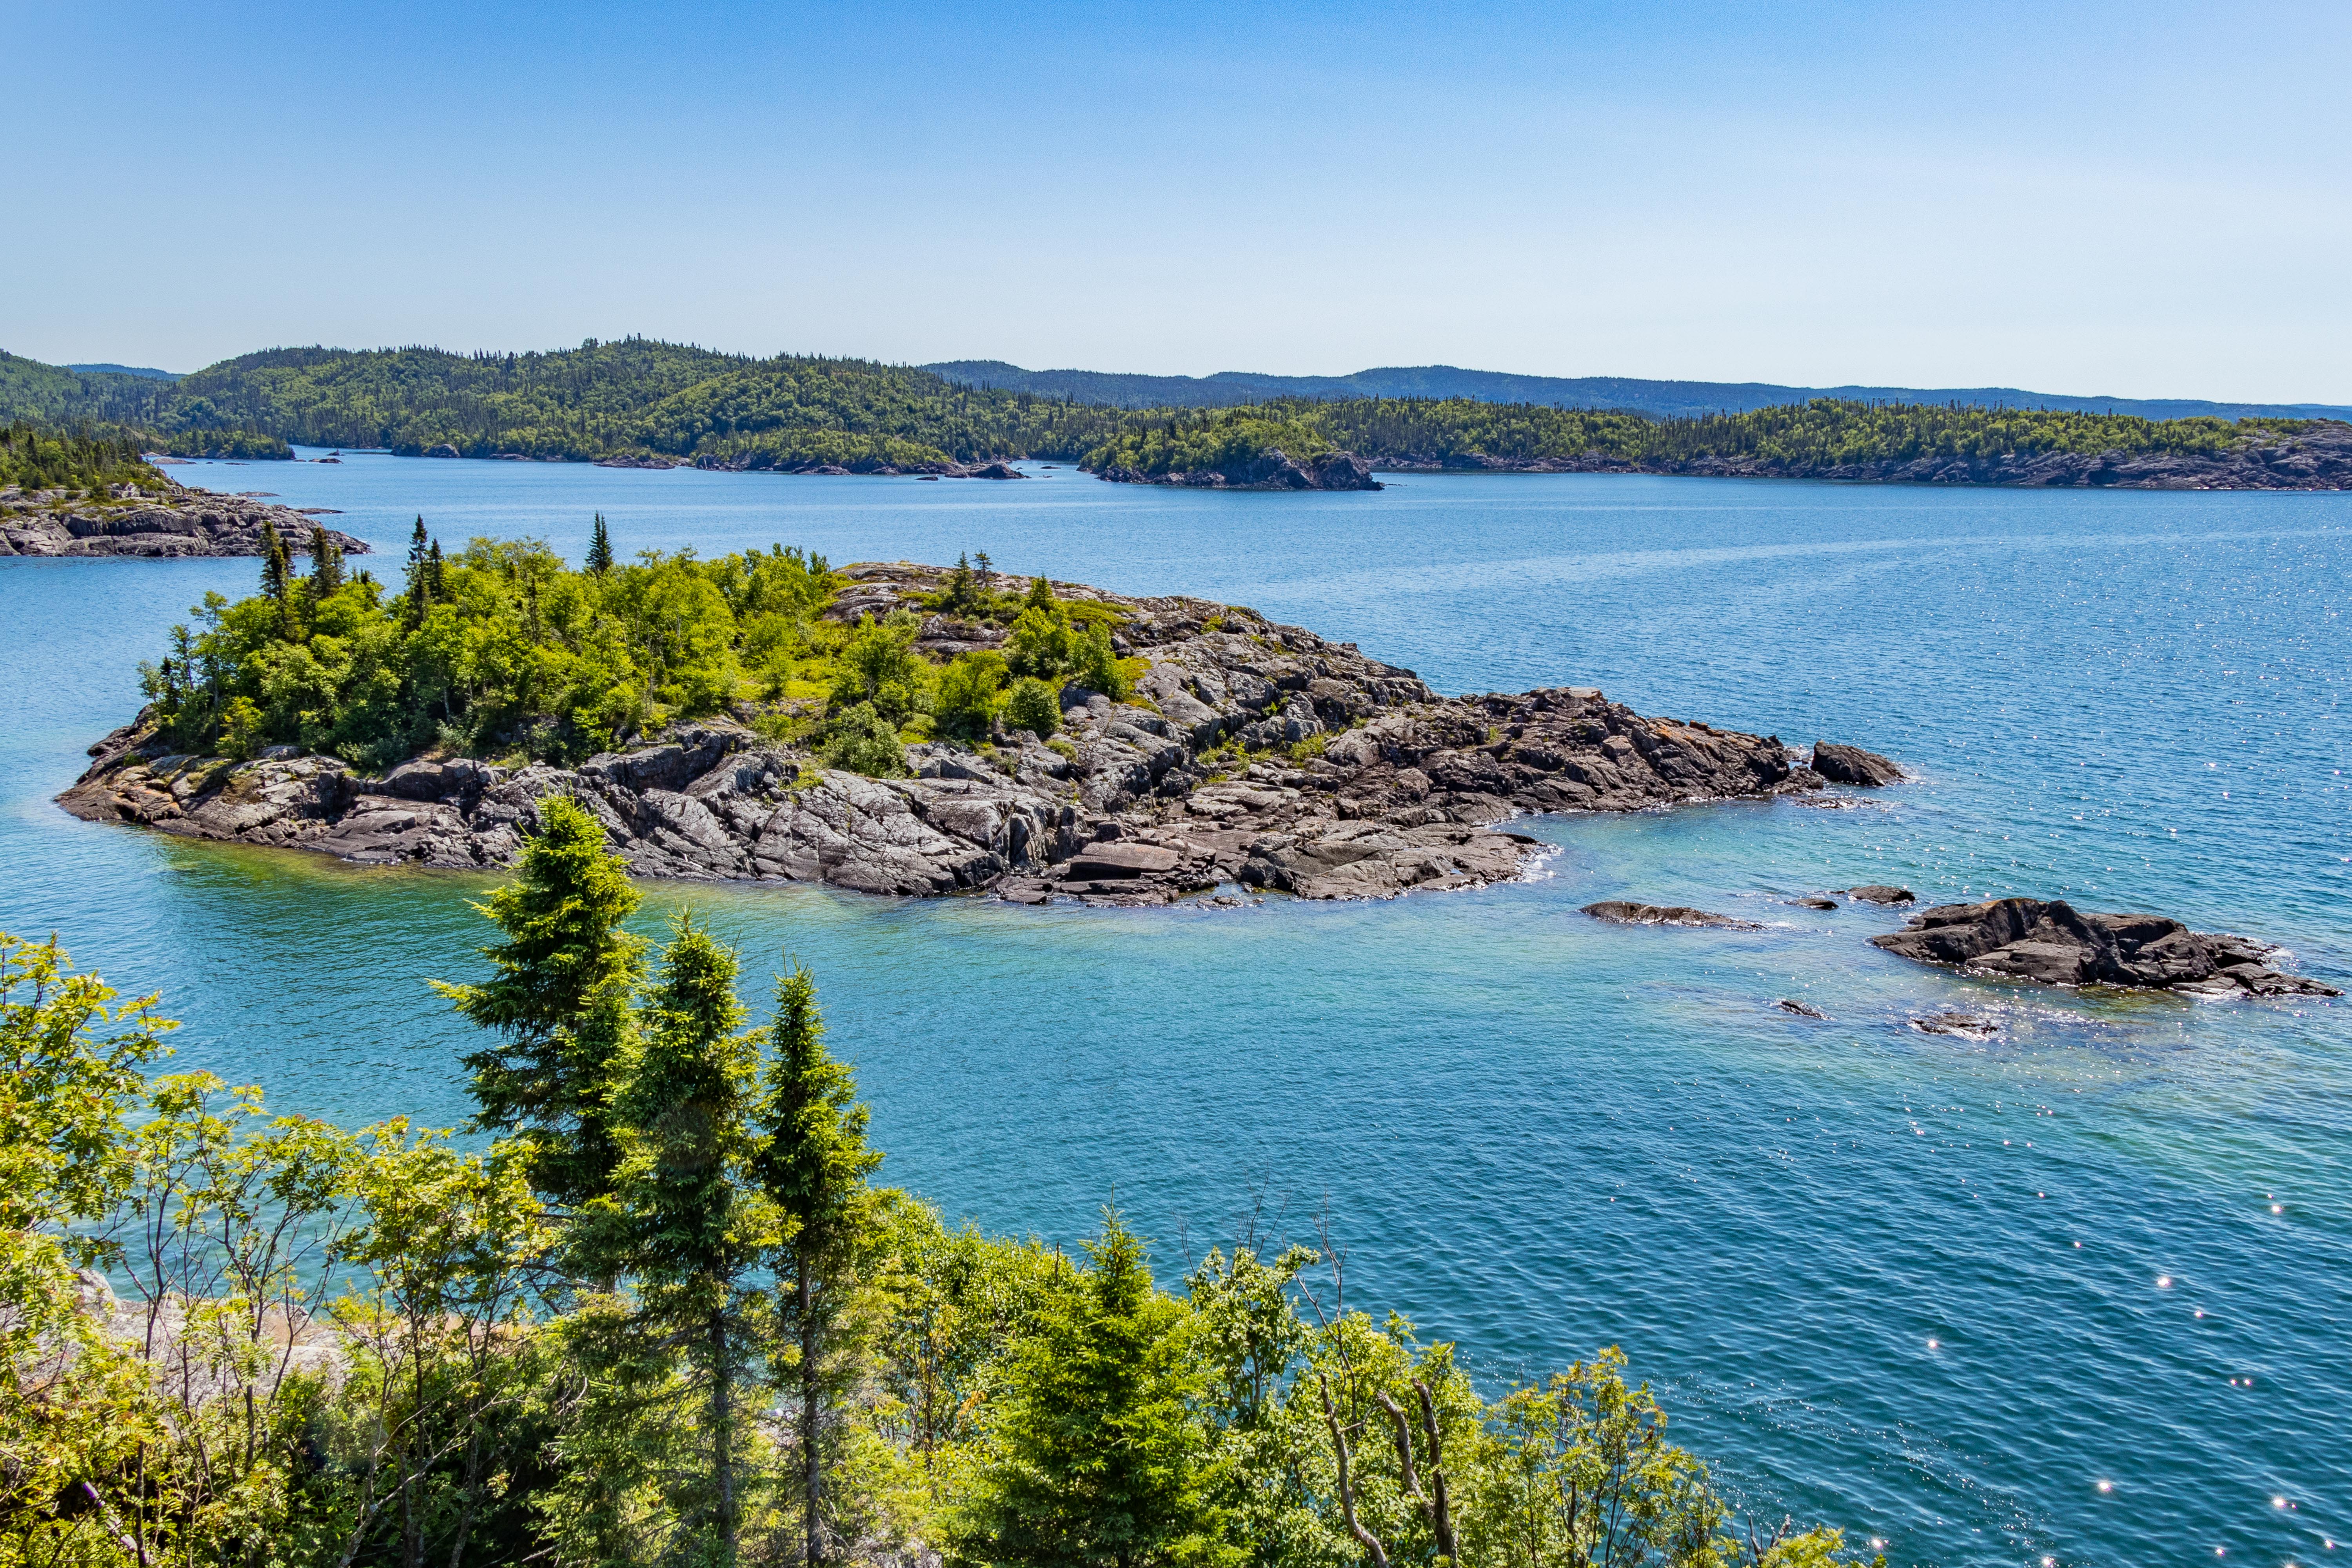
5 452 2347 1566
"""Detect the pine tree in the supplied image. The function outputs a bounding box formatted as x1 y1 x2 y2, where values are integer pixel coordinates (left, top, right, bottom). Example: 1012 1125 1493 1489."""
586 512 614 575
756 965 883 1568
426 538 447 601
435 795 646 1219
592 913 770 1567
951 1210 1226 1568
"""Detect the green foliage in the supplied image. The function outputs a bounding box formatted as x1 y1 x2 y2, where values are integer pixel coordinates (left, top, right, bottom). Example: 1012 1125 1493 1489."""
935 650 1010 738
1080 410 1335 477
821 702 911 778
0 421 165 495
434 795 648 1218
833 611 930 726
950 1211 1230 1568
587 511 614 574
136 530 843 769
1005 678 1061 741
759 964 886 1566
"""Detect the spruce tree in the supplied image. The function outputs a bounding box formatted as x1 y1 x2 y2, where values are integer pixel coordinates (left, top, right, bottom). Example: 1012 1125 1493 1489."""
586 512 614 575
435 795 645 1218
594 914 770 1567
308 522 344 600
403 516 432 625
426 538 447 601
258 519 287 603
756 965 882 1568
951 1210 1225 1568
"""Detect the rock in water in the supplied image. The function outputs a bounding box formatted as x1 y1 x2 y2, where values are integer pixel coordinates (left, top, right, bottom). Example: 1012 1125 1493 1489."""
1777 998 1829 1018
1870 897 2340 997
1911 1012 1998 1038
1581 901 1763 930
1792 896 1839 910
1846 884 1916 905
1811 742 1905 786
59 562 1831 906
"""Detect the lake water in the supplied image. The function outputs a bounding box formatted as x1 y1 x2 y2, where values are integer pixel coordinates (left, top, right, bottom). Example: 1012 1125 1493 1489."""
4 451 2346 1567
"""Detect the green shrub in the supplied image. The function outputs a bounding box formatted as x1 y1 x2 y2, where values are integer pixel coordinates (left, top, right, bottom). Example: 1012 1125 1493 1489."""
1005 678 1060 740
935 650 1008 738
819 702 907 778
1073 623 1128 700
218 696 265 760
830 610 928 725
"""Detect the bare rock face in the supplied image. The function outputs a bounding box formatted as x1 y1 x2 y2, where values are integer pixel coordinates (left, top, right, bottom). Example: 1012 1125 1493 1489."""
1811 742 1905 786
0 483 369 559
58 562 1822 905
1870 898 2339 997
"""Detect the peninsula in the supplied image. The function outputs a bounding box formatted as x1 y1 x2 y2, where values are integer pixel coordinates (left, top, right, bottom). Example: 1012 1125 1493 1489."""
0 423 365 558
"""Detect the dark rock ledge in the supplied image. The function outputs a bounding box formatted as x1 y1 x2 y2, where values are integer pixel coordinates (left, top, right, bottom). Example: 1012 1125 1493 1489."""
1871 898 2339 997
56 563 1831 905
0 481 370 559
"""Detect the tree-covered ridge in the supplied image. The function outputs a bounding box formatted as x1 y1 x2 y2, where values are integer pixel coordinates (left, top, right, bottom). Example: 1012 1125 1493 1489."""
1084 396 2322 475
3 821 1876 1567
136 527 1130 776
0 423 165 494
0 352 292 460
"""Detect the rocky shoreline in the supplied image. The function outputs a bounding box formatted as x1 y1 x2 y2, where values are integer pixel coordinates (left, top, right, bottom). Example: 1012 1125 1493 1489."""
1369 420 2352 490
0 482 371 558
1094 449 1382 491
58 561 1831 903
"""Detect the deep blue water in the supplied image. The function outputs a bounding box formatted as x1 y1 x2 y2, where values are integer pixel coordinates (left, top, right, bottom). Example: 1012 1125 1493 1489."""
4 451 2347 1567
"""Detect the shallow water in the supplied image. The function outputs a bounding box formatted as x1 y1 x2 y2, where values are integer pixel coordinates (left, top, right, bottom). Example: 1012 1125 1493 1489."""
4 452 2346 1567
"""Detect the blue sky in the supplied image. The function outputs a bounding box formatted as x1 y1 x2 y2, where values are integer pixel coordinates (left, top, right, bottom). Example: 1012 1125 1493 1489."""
13 0 2348 399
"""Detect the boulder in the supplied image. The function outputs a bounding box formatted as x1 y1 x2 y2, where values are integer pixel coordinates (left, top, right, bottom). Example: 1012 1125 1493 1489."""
1846 884 1916 905
1811 742 1904 786
1911 1012 1998 1038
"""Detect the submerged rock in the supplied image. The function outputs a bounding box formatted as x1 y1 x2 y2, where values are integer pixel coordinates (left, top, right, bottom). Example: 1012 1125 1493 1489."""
1792 896 1840 910
1776 998 1829 1019
1811 742 1905 786
1870 897 2339 997
1911 1012 1998 1038
60 562 1829 905
1581 901 1763 930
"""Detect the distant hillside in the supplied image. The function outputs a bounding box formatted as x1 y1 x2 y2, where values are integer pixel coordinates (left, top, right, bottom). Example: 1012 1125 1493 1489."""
924 360 2352 423
66 363 180 381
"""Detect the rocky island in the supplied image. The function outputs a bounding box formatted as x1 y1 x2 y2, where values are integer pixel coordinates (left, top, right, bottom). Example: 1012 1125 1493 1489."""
61 560 1833 902
0 481 368 558
1871 897 2339 997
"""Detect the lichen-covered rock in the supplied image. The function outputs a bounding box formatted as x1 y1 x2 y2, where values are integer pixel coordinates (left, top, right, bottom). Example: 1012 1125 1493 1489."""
58 562 1825 905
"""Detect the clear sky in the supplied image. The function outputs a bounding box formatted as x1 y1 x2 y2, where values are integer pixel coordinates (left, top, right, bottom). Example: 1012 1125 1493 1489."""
12 0 2348 400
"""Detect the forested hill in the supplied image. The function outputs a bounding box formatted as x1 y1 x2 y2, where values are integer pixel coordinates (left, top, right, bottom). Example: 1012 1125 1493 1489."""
927 358 2352 423
4 340 2344 485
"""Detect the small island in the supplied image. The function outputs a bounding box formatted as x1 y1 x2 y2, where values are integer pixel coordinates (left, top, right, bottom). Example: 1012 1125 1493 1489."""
59 535 1836 901
0 424 367 558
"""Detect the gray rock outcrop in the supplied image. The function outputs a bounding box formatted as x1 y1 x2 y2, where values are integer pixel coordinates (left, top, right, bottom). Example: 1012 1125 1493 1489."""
1870 898 2339 996
59 563 1824 905
0 483 370 559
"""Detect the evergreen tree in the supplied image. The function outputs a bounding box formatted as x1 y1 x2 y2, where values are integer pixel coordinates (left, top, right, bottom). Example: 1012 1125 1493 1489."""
951 1210 1226 1568
308 521 345 600
258 518 288 602
403 516 432 625
586 512 614 574
435 795 646 1219
592 914 772 1568
427 538 448 600
756 965 883 1568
